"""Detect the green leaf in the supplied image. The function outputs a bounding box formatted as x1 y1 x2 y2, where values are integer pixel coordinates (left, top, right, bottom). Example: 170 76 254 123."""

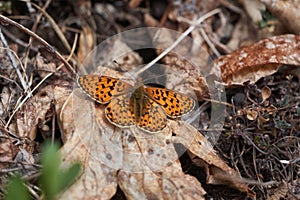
38 141 81 200
39 142 61 200
57 163 81 192
5 175 30 200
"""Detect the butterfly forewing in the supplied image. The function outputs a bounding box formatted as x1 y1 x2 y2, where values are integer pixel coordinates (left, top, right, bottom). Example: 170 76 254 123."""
144 87 195 118
78 75 132 103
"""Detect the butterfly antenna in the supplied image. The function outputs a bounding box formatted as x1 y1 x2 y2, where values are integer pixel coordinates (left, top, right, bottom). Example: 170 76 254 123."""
113 60 141 83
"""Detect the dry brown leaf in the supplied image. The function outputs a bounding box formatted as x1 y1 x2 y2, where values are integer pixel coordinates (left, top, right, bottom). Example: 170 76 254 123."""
16 85 54 151
0 132 18 170
267 181 288 200
54 86 119 200
261 85 271 102
246 108 259 121
34 54 57 78
170 120 256 198
257 115 269 129
214 34 300 85
261 0 300 34
0 86 16 120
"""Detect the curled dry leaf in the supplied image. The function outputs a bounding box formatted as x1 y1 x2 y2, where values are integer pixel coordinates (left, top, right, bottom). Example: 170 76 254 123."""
246 108 259 121
261 85 271 103
257 115 269 130
214 34 300 85
170 121 255 198
16 85 54 151
261 0 300 34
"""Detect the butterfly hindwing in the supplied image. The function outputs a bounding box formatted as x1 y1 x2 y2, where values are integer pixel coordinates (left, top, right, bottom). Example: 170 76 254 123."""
136 96 167 133
105 94 135 128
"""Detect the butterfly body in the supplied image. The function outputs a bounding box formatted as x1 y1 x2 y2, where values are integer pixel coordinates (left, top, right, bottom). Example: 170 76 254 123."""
78 75 195 133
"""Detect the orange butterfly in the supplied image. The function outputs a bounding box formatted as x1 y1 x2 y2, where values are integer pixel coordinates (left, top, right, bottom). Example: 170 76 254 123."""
78 75 195 133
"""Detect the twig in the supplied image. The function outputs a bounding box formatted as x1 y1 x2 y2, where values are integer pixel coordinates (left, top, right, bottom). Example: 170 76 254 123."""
0 28 28 91
0 14 76 75
134 8 221 76
199 27 221 57
0 26 38 52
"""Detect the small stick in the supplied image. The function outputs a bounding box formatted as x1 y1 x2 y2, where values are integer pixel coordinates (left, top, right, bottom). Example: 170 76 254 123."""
4 33 78 129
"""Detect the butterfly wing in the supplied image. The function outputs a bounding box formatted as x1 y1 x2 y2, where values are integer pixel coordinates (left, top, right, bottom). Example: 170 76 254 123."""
136 96 168 133
144 87 195 118
105 94 135 128
78 75 132 104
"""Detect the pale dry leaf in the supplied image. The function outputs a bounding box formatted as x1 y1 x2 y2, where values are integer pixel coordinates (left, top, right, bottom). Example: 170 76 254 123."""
170 120 256 198
144 13 160 27
54 86 120 200
55 67 207 199
214 34 300 85
151 28 210 75
118 128 206 200
16 85 54 151
52 81 74 142
14 148 35 165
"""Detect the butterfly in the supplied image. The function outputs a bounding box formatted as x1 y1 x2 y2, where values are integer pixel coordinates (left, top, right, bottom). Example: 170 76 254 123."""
77 75 195 133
